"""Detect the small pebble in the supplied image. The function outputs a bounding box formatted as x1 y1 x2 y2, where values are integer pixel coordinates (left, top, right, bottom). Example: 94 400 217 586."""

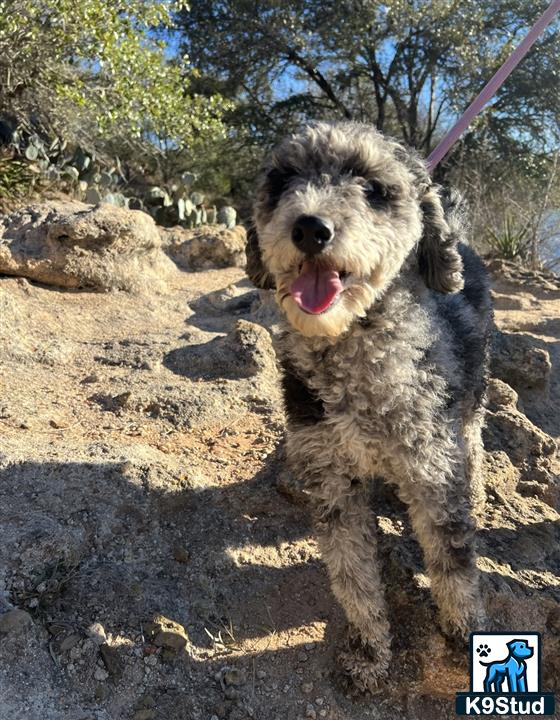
81 374 100 384
59 633 81 652
173 547 190 564
256 670 267 680
94 667 109 682
302 682 313 694
223 668 246 686
306 704 316 719
87 622 107 645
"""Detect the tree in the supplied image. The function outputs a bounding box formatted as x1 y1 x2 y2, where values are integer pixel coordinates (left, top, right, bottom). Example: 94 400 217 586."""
0 0 231 156
178 0 560 157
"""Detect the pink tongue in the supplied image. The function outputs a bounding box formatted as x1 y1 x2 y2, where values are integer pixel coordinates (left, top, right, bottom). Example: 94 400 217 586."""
291 261 343 314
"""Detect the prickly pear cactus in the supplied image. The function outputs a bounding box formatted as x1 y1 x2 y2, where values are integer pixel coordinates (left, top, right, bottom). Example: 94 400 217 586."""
217 205 237 229
99 171 113 188
206 205 217 224
85 186 102 205
62 166 80 182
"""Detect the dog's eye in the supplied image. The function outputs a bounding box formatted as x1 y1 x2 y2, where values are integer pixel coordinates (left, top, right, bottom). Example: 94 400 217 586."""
364 181 389 206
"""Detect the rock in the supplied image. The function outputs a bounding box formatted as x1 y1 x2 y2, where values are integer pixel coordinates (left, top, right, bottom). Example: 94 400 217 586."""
172 546 190 564
491 330 551 389
161 224 246 270
0 201 176 292
484 404 557 467
223 668 246 686
484 393 557 492
80 374 99 385
165 320 276 381
100 643 124 679
144 614 190 653
133 710 156 720
0 608 33 635
486 258 560 291
276 469 308 505
94 684 110 702
86 622 107 645
93 666 109 681
59 633 81 652
89 391 133 413
486 378 519 411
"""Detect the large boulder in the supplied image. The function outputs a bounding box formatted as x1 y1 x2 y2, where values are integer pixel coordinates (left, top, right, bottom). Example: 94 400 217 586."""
0 201 175 292
161 223 246 270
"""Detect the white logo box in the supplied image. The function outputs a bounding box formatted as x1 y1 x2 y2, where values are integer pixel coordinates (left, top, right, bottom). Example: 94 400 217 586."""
470 632 540 693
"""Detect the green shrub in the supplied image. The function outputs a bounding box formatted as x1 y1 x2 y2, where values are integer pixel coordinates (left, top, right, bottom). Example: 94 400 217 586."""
0 155 35 198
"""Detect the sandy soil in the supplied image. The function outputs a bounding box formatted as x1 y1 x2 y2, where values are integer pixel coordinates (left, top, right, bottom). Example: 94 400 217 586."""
0 258 559 720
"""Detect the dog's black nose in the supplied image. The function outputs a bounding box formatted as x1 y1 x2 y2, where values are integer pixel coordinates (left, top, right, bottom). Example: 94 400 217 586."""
291 215 334 255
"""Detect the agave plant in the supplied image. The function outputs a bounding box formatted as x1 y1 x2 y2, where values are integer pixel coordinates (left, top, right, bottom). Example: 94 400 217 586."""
486 215 530 261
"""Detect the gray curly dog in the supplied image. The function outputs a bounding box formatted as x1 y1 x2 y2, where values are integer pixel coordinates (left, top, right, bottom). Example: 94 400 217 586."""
246 122 493 693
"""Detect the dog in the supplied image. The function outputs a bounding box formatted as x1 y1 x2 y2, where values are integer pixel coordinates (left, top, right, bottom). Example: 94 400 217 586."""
246 122 493 693
481 639 533 693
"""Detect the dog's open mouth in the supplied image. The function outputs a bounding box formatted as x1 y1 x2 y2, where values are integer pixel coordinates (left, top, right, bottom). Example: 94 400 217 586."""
290 260 350 314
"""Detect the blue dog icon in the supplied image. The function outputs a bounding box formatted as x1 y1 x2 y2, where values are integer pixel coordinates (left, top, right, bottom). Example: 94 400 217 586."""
480 639 534 693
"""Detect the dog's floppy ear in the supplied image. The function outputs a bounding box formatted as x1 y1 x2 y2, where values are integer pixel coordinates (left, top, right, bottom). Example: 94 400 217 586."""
245 225 275 290
417 185 464 294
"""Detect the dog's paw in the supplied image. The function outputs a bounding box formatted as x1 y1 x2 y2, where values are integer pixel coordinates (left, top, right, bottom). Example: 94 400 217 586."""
440 599 488 647
440 613 482 649
336 632 390 695
476 643 491 658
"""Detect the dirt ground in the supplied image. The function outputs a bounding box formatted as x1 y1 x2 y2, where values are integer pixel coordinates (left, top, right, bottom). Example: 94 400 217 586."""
0 254 559 720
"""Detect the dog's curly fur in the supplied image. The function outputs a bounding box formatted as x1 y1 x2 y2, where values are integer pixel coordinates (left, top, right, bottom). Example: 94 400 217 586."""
246 122 493 693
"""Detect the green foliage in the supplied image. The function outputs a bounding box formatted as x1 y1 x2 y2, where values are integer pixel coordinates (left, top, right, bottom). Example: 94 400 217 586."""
0 0 231 152
486 216 530 260
0 155 36 198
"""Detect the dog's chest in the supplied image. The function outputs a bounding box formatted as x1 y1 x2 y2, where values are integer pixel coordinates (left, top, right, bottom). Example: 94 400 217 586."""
282 320 431 438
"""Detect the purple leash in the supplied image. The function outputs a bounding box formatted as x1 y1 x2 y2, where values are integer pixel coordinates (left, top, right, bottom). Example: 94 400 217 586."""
427 0 560 172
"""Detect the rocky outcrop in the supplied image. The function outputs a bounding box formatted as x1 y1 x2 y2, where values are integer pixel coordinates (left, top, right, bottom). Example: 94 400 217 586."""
161 224 246 270
484 378 558 505
491 330 552 389
0 201 176 292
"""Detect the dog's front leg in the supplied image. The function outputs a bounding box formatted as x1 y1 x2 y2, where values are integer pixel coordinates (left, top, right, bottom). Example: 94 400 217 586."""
308 473 391 693
393 449 485 642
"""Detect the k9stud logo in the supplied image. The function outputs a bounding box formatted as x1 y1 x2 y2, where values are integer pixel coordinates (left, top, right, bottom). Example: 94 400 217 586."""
456 632 555 716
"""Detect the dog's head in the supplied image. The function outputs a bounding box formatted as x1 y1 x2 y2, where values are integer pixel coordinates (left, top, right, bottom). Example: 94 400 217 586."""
507 640 534 660
248 122 463 337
